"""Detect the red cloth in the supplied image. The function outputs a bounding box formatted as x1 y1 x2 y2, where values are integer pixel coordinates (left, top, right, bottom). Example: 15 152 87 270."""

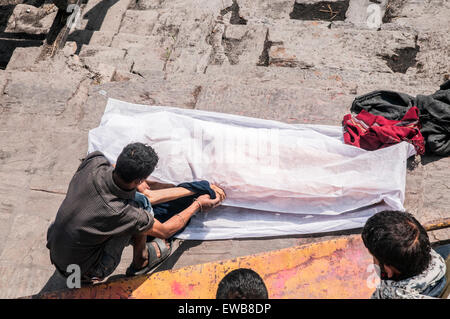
342 106 425 155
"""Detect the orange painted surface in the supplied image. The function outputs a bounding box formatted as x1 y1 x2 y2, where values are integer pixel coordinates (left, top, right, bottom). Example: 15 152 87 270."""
38 235 375 299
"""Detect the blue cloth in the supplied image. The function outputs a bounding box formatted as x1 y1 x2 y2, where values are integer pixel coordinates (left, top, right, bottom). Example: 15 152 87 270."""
134 192 154 215
134 180 215 239
152 180 216 223
435 244 450 260
422 275 447 298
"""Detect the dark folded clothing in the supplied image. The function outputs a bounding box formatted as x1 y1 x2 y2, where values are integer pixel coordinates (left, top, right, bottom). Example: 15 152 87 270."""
350 80 450 156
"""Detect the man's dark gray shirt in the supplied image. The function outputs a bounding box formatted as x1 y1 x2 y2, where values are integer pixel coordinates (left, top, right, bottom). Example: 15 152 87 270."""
46 151 154 275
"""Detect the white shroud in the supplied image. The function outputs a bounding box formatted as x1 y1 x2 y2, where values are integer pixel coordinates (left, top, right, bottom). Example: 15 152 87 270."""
87 98 415 240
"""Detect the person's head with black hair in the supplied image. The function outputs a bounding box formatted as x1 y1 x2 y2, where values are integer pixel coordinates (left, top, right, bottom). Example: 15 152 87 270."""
216 268 269 299
362 210 431 281
113 142 159 189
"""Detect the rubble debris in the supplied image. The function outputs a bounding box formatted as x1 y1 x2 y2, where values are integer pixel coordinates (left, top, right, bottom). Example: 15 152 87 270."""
382 0 407 23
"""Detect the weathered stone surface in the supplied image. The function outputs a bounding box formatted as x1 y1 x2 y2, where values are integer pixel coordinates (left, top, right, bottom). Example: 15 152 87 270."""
162 11 217 74
28 131 88 193
79 44 131 74
77 0 133 33
0 261 54 299
4 4 57 34
111 34 173 77
421 158 450 216
414 31 450 84
127 46 166 77
1 71 83 116
118 10 159 35
394 0 450 33
130 0 166 10
266 20 417 73
0 38 43 70
5 46 41 71
87 31 116 47
194 78 352 124
238 0 294 22
222 24 267 66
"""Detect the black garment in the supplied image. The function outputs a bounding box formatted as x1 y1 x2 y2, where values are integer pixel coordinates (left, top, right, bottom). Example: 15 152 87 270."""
46 151 154 276
152 180 216 223
350 80 450 156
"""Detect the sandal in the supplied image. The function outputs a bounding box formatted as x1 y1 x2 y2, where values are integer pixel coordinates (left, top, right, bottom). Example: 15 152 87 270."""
126 238 172 276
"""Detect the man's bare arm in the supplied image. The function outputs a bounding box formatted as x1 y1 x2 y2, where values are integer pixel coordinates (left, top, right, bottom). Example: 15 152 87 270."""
144 192 224 238
144 201 200 238
141 187 196 205
138 181 226 206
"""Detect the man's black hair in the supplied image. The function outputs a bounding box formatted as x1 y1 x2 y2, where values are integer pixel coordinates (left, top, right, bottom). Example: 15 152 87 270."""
114 142 159 183
216 268 268 299
361 210 431 281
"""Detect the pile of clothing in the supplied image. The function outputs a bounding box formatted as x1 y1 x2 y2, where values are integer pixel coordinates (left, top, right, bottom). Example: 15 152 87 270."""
343 80 450 156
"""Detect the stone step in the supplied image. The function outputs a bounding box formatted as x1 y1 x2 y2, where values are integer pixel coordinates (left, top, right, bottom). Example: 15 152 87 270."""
182 76 354 124
118 9 159 35
110 32 177 76
4 45 42 72
78 44 131 81
77 0 133 33
201 64 439 96
110 32 168 49
264 20 418 74
127 70 354 123
394 0 450 33
82 72 351 124
164 16 422 75
238 0 294 22
1 70 85 117
70 32 173 78
3 4 57 35
67 30 117 49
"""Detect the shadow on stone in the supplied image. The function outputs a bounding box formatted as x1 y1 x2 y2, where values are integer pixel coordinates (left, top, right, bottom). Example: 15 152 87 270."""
381 46 419 73
35 269 68 297
0 38 43 69
407 155 420 171
220 0 247 25
420 154 447 166
289 0 350 21
67 0 119 55
155 239 202 272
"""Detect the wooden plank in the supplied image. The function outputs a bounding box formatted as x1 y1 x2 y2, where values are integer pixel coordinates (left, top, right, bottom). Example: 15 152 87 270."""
35 235 376 299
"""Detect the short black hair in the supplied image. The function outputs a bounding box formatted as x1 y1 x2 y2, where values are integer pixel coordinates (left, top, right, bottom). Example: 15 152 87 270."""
216 268 268 299
114 143 159 183
361 210 431 280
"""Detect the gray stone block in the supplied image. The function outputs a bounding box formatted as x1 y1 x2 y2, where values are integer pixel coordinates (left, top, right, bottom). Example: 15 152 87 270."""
118 10 159 36
5 46 41 71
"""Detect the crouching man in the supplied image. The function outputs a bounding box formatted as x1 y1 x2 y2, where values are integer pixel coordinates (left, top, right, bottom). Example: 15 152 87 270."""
362 210 448 299
46 142 225 284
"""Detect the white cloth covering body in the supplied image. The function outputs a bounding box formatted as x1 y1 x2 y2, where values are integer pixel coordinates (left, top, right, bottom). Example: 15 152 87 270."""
88 98 415 240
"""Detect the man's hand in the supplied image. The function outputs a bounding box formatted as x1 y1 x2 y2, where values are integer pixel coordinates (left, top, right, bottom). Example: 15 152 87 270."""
196 189 225 212
136 180 150 194
211 184 226 202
